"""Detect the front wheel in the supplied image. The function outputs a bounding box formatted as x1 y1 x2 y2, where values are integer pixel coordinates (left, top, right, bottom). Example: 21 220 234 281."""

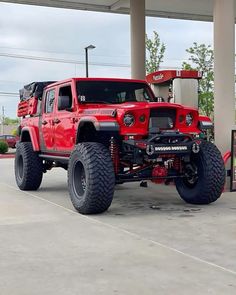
68 142 115 214
175 141 225 204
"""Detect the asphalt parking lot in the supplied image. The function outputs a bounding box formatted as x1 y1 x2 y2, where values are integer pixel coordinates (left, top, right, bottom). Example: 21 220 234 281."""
0 158 236 295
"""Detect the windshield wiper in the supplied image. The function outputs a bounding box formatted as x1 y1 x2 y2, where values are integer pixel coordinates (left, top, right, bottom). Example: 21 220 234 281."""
82 101 110 104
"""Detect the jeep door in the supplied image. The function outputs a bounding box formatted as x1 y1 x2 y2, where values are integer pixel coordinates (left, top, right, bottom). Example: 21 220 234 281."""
53 84 77 152
40 88 56 151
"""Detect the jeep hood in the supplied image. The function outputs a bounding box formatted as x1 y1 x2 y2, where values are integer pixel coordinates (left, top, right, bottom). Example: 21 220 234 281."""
100 101 198 113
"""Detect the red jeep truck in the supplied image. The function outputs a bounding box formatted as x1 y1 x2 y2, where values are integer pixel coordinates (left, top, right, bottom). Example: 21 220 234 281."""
15 78 225 214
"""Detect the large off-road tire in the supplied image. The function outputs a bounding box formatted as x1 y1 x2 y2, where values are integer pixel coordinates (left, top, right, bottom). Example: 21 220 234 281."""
68 142 115 214
175 141 225 205
15 142 43 190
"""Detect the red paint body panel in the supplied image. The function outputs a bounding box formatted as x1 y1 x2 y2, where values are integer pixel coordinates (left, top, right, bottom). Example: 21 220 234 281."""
41 114 54 150
223 151 231 166
199 115 212 123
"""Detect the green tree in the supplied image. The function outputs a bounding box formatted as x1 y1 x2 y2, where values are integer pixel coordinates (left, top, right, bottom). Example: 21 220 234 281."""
4 117 20 125
146 31 166 75
182 42 214 118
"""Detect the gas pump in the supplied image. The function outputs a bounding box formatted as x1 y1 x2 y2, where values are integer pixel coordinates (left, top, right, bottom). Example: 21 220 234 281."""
146 70 202 108
146 69 215 142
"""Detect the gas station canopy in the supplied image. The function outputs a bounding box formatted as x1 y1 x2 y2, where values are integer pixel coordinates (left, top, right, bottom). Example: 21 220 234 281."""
1 0 233 22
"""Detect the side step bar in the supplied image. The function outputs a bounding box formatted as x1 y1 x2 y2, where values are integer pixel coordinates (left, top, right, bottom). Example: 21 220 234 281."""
38 154 69 163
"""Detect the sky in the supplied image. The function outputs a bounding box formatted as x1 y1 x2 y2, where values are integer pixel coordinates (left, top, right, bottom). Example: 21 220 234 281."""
0 2 213 118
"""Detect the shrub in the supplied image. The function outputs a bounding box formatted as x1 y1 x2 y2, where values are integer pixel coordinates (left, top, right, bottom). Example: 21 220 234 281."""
11 128 18 136
0 141 9 154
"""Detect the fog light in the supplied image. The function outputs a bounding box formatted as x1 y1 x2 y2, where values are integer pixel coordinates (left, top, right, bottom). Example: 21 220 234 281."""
139 114 146 123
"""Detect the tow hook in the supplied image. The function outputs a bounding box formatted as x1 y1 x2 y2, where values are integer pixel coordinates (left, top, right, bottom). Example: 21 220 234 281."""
192 142 200 153
146 144 155 156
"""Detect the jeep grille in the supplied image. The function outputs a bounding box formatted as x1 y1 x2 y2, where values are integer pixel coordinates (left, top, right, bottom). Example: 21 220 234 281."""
149 108 176 130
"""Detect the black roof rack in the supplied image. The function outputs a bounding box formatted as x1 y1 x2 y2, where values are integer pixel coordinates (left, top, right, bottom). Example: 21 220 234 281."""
19 81 56 101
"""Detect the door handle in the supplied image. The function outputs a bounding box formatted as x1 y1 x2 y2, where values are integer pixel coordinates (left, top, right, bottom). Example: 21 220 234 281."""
42 120 48 125
71 117 78 123
53 118 61 124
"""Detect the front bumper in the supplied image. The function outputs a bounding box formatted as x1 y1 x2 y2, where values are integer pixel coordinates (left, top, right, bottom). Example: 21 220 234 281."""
123 132 201 156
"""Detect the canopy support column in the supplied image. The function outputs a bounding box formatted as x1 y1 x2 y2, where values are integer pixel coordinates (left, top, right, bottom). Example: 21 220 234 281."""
130 0 146 80
214 0 235 154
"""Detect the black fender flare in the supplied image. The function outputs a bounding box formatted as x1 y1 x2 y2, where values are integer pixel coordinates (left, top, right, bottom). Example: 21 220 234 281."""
76 118 120 143
20 127 40 151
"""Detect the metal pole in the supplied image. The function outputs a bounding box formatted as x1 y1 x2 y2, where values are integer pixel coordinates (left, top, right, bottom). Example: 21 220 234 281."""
1 106 4 135
130 0 146 80
85 48 89 77
214 0 235 154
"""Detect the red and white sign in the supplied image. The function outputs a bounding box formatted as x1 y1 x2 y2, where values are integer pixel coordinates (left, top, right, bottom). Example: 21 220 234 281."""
146 70 202 84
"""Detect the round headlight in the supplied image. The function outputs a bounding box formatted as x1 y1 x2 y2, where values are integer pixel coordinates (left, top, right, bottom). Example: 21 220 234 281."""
123 113 135 127
186 113 193 126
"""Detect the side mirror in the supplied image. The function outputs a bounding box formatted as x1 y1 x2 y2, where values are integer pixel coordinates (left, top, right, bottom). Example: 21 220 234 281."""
58 96 72 111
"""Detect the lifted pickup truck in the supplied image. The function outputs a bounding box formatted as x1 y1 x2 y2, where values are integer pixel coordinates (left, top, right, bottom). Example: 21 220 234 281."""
15 78 225 214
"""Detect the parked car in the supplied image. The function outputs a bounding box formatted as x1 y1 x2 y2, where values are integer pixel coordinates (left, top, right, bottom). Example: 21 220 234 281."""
0 135 19 148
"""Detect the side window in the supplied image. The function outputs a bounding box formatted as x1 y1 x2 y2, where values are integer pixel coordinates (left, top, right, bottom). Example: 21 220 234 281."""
58 85 72 111
45 89 55 113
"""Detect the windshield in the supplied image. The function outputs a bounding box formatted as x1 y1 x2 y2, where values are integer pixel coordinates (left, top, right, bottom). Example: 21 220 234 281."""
76 81 154 104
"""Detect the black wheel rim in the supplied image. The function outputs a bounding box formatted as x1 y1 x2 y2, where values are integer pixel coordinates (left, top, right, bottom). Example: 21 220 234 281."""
183 163 199 188
73 160 87 197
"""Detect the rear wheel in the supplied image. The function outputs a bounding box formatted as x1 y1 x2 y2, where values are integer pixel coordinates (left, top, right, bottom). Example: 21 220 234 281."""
68 142 115 214
15 142 43 190
175 141 225 204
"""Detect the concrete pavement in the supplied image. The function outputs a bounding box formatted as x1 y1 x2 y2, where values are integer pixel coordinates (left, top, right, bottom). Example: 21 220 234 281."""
0 158 236 295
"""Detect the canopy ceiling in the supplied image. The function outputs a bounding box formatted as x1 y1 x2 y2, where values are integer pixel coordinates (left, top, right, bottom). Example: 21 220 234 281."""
1 0 218 21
